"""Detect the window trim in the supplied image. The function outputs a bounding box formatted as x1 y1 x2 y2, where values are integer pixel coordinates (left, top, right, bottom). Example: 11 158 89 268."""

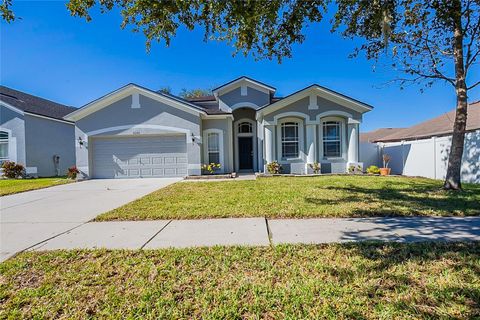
0 129 10 163
237 121 253 135
276 117 304 162
319 116 346 160
202 129 224 170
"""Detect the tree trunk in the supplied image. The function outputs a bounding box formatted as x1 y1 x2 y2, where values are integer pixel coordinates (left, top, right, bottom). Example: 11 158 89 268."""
443 2 468 190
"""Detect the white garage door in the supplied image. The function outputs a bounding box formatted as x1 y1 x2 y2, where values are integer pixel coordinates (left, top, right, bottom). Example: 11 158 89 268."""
92 135 188 178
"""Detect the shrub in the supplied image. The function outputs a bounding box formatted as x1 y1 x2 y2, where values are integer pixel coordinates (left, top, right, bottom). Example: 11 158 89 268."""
348 164 363 174
1 161 25 178
201 163 221 174
366 165 381 174
67 166 80 179
309 161 321 174
267 161 282 174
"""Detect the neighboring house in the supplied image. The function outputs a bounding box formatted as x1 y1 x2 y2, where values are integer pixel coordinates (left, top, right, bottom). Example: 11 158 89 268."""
64 76 373 179
0 86 76 177
360 102 480 183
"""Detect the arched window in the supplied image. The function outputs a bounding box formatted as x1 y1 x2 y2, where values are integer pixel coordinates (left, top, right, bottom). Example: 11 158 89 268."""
203 129 224 168
322 121 341 158
280 122 299 159
207 132 220 164
0 130 9 163
238 122 252 134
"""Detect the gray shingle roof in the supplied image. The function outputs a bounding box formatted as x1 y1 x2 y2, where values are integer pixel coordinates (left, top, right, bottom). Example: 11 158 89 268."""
0 86 77 121
360 128 406 143
372 101 480 142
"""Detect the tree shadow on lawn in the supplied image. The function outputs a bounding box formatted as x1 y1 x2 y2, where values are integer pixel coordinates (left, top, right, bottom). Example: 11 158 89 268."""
305 183 480 216
322 242 480 318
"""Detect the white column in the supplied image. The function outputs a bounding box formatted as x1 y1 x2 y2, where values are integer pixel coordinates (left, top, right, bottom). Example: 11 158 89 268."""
347 122 359 163
264 125 274 171
305 124 316 172
257 120 264 172
227 117 234 173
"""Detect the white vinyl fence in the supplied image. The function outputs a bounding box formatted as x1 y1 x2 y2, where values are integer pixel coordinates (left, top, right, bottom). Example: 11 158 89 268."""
360 129 480 183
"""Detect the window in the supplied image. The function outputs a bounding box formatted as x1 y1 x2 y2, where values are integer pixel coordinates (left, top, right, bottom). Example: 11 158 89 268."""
207 132 220 164
238 122 252 134
281 122 299 159
0 131 8 163
323 121 341 157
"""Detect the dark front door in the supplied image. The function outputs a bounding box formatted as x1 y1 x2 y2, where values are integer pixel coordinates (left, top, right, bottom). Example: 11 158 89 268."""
238 137 253 170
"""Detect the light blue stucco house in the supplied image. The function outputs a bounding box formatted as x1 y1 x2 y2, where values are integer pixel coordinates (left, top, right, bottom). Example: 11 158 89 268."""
64 77 373 179
0 86 76 177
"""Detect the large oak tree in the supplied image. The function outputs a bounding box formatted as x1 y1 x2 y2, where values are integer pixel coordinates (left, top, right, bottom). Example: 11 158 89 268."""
3 0 478 189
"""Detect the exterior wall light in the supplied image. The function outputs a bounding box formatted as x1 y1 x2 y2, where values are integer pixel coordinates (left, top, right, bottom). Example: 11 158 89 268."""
78 136 86 148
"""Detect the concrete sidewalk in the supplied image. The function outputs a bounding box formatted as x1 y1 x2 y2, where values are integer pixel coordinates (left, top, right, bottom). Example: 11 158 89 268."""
27 216 480 254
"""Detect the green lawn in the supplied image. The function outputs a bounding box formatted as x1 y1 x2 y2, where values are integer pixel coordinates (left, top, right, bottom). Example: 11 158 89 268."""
0 243 479 319
96 176 480 221
0 177 73 196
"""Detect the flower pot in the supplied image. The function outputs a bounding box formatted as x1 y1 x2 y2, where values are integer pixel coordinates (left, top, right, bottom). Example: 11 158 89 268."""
379 168 391 176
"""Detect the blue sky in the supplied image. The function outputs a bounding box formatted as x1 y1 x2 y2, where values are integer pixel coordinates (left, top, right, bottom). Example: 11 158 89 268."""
1 1 479 132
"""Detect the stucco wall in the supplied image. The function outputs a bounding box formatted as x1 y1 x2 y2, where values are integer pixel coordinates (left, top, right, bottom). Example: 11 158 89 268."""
24 114 76 177
0 105 26 166
74 94 202 178
264 96 363 122
219 87 270 110
261 94 363 174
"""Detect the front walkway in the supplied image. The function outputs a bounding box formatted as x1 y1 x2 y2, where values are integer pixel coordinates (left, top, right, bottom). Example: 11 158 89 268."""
28 217 480 253
0 178 181 261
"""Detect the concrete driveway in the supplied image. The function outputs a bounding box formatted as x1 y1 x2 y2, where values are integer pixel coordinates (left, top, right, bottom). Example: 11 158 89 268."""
0 178 180 261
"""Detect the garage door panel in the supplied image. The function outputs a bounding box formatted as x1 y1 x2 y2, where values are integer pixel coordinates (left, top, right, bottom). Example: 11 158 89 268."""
92 135 188 178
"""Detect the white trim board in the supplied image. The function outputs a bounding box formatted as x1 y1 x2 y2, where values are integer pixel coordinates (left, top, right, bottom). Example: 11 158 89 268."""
1 101 25 115
25 112 75 125
85 124 192 144
202 128 225 172
213 77 276 96
259 85 373 116
0 126 17 163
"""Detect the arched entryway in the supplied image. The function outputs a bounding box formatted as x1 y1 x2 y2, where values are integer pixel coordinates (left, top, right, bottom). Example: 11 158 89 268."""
233 108 257 172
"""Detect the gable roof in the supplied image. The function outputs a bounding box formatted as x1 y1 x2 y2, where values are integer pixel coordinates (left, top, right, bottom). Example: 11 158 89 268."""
0 85 77 121
360 128 406 143
212 76 276 94
374 101 480 142
64 83 211 121
258 84 373 115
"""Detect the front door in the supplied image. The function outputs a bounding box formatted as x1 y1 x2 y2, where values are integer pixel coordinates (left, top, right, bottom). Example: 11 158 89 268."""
238 137 253 170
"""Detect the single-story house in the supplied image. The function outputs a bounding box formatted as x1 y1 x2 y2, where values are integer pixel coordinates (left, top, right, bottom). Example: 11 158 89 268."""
360 101 480 183
0 86 76 177
64 77 373 179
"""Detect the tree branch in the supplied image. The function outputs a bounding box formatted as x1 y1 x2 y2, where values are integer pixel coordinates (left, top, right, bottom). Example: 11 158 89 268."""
465 14 480 71
466 49 480 72
467 80 480 90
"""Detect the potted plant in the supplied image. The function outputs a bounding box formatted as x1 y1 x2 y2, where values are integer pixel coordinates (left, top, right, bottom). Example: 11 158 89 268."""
379 154 391 176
